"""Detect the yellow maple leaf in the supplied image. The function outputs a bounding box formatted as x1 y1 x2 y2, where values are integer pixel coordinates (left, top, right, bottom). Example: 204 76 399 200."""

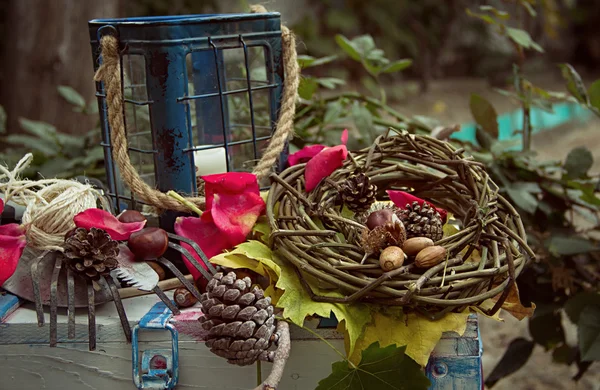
349 310 471 367
470 299 504 322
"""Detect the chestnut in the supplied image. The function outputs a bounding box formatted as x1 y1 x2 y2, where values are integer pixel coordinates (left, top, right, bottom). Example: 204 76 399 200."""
174 287 198 308
366 208 394 230
118 210 147 224
128 227 168 260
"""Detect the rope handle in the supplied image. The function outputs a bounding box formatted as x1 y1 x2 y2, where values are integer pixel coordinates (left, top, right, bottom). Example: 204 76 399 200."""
93 5 299 213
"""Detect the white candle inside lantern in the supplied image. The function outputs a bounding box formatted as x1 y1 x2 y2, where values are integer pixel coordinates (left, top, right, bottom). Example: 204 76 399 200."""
194 146 228 176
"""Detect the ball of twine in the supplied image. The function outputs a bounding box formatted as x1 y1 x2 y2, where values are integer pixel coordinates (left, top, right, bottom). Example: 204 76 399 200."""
21 181 102 252
1 153 105 252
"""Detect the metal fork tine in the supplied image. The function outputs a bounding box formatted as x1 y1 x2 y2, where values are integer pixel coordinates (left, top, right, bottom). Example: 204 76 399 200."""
31 250 51 327
103 276 132 342
67 268 76 339
167 241 214 282
152 286 181 315
156 257 202 301
87 282 96 351
49 254 62 347
167 233 217 274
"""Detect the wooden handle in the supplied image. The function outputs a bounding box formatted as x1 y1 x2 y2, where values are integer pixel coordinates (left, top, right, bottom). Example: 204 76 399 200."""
117 275 194 299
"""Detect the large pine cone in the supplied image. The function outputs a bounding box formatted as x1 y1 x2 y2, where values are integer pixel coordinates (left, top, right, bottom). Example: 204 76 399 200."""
64 227 119 280
397 201 444 241
340 173 377 213
199 271 276 366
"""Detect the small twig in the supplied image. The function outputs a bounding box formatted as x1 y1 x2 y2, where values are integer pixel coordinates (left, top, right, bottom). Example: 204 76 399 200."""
167 190 203 216
253 321 291 390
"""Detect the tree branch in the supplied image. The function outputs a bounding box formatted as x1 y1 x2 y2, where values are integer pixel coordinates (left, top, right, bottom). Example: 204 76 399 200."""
253 320 291 390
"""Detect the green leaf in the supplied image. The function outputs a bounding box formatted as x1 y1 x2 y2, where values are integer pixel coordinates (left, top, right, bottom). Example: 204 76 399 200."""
559 64 589 104
529 311 565 350
466 8 498 25
518 0 537 17
588 79 600 111
382 59 413 73
4 134 60 155
0 105 6 134
335 34 362 61
58 85 86 109
564 146 594 178
479 5 510 19
298 77 319 100
18 118 57 142
351 102 374 140
316 342 430 390
470 94 499 138
544 235 599 256
316 77 346 89
485 338 535 388
578 305 600 361
297 54 338 69
506 186 539 214
565 292 600 324
324 101 345 124
506 28 544 52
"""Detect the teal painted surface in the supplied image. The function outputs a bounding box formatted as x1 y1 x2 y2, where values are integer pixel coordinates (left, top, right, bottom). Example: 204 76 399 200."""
451 102 593 145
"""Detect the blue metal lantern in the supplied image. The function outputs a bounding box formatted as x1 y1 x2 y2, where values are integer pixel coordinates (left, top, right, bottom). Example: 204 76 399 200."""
88 13 286 224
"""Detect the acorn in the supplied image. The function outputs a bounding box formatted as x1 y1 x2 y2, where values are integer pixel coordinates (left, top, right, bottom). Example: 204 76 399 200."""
415 245 447 268
366 208 394 230
174 287 198 308
147 261 166 280
128 227 169 260
118 209 147 224
379 246 405 271
402 237 434 256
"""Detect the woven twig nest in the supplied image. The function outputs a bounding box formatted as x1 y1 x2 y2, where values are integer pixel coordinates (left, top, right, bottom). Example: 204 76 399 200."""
266 130 535 316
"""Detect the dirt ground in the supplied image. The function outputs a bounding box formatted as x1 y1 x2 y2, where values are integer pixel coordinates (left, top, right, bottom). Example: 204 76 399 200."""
393 75 600 389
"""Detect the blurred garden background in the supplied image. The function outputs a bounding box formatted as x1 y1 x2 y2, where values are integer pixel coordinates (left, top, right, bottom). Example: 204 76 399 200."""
1 0 600 388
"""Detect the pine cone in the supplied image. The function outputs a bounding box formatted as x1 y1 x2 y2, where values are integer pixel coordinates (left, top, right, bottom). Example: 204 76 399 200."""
199 271 276 366
397 201 444 241
340 173 377 213
63 227 119 280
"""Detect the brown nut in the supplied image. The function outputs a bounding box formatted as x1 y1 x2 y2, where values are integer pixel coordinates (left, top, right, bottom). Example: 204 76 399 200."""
128 227 169 260
402 237 434 256
415 245 447 268
118 210 147 224
379 246 405 272
366 208 394 230
174 288 198 308
146 261 166 280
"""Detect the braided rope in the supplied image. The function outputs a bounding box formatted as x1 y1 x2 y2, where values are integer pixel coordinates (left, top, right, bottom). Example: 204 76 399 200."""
93 5 299 213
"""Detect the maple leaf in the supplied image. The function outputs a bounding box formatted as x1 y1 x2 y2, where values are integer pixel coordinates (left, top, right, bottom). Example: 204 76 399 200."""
349 310 471 367
316 342 430 390
490 282 536 320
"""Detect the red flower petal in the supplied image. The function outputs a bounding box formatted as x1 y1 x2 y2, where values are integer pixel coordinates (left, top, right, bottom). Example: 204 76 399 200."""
174 215 231 280
0 198 4 215
210 191 265 243
340 129 349 145
288 144 326 167
387 190 448 223
74 208 146 241
0 224 26 286
202 172 261 211
304 145 348 192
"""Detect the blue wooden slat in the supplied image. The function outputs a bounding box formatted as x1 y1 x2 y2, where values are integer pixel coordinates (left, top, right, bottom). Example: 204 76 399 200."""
0 293 22 323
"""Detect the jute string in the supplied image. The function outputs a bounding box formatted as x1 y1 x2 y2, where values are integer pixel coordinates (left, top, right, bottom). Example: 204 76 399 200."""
93 4 299 213
0 154 106 252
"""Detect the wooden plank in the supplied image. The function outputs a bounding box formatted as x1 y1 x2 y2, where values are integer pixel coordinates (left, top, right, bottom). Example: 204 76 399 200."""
0 292 22 323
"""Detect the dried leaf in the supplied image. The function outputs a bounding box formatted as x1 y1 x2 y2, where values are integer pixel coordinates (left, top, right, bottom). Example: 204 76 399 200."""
349 310 470 367
470 94 499 138
490 282 535 320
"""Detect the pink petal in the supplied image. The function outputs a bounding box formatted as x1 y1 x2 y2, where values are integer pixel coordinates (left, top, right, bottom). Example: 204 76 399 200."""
210 192 265 243
74 208 146 241
202 172 261 211
304 145 348 192
387 190 448 223
0 227 26 286
0 223 25 237
340 129 349 145
288 144 326 167
174 215 231 280
0 198 4 215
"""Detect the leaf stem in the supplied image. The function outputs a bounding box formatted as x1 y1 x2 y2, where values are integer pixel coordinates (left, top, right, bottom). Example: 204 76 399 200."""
256 360 262 386
166 190 203 216
277 316 355 368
